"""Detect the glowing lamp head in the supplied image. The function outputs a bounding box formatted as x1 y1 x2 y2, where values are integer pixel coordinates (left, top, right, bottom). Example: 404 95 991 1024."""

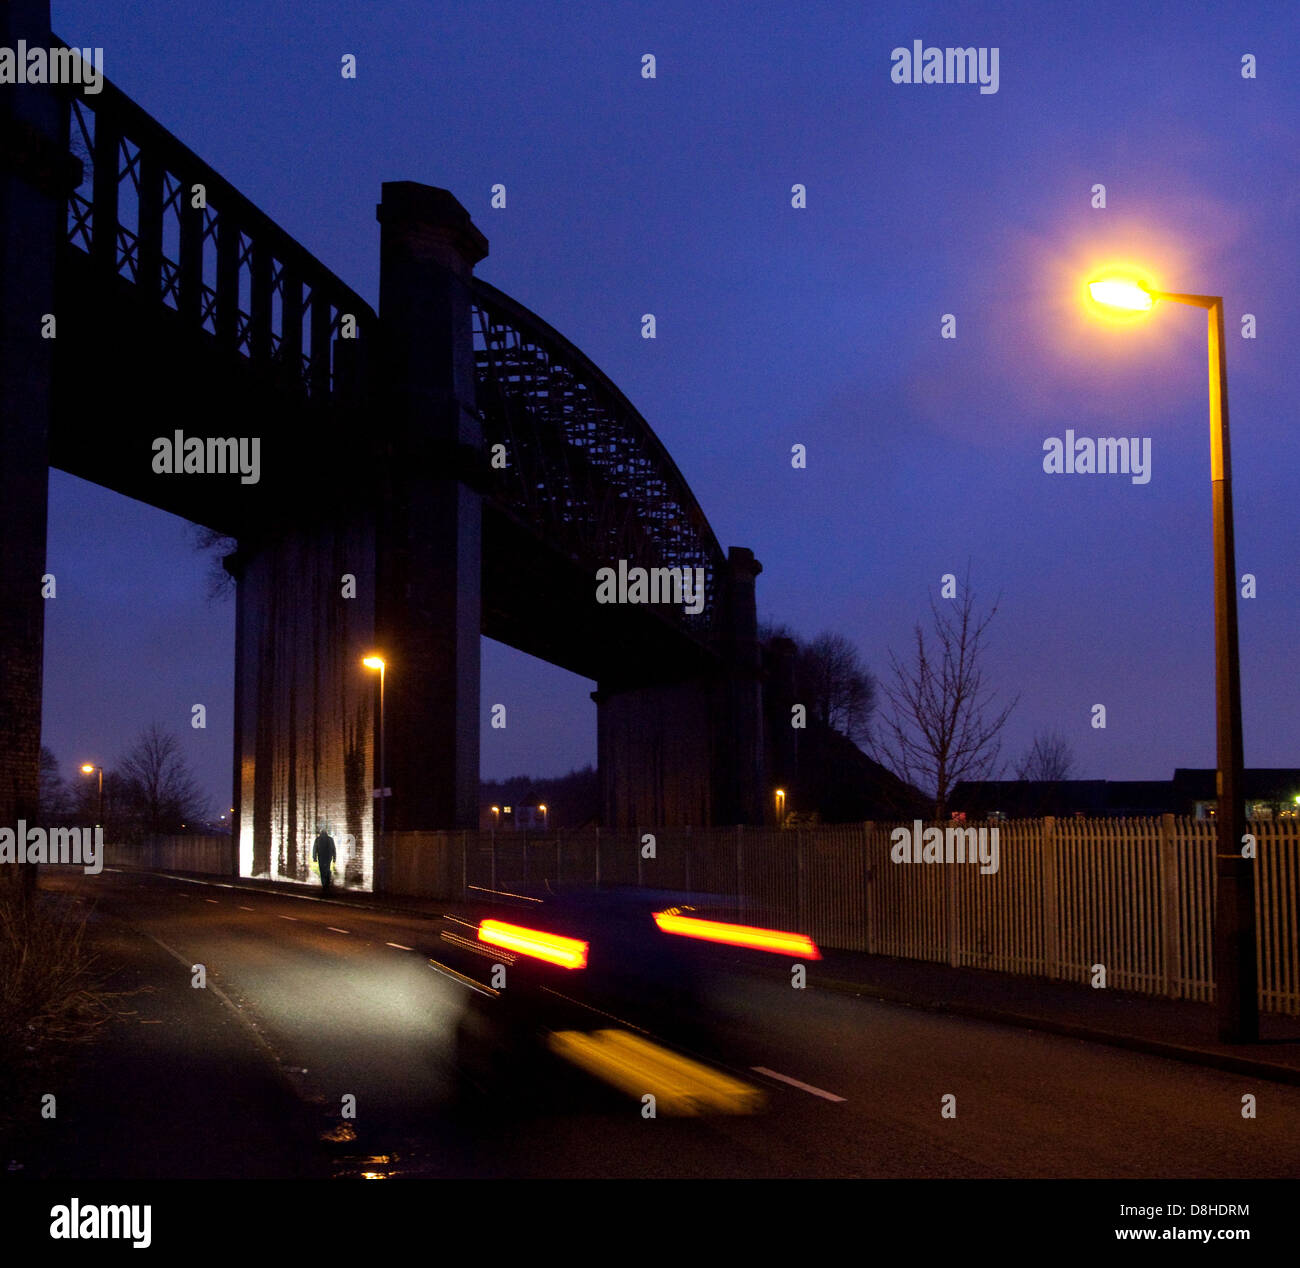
362 655 385 671
1088 278 1154 311
81 763 95 774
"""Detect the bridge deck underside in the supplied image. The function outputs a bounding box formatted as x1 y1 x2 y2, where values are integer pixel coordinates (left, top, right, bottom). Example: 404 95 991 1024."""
481 504 716 687
48 252 716 695
50 247 366 538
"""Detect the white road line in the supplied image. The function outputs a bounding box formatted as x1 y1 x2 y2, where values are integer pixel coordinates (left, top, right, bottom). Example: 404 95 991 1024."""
278 915 297 922
751 1066 846 1102
239 906 255 912
327 927 350 935
426 956 497 997
205 898 219 904
386 941 413 951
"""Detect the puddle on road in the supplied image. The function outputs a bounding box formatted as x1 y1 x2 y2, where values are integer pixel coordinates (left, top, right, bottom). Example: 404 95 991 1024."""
319 1123 356 1144
336 1153 397 1179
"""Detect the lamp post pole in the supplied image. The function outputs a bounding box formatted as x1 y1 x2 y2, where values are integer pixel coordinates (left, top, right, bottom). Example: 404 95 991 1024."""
1088 280 1256 1043
81 763 103 828
1155 292 1255 1042
363 656 388 891
377 659 386 842
1197 295 1256 1044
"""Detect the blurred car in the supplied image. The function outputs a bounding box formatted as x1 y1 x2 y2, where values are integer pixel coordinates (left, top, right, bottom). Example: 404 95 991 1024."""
441 886 818 1107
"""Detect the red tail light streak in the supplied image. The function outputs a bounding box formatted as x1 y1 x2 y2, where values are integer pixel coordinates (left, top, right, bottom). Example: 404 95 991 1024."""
652 910 821 959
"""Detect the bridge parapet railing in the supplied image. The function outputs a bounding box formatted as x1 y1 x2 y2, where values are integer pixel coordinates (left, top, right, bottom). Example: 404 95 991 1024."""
53 39 374 402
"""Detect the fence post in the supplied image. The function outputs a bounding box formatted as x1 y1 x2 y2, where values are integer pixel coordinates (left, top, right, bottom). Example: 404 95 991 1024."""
945 819 960 968
861 822 874 955
1041 816 1058 982
1158 813 1181 998
735 824 744 912
796 828 806 928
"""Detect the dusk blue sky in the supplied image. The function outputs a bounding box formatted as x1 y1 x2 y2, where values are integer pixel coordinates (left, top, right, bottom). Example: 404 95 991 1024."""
41 1 1300 814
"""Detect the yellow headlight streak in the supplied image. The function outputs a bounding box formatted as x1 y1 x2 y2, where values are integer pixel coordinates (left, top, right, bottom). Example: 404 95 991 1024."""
548 1028 766 1115
477 919 589 969
652 910 822 959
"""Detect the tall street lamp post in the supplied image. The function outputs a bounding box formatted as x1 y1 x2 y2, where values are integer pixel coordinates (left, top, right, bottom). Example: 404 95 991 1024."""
363 655 387 887
80 762 103 827
1087 277 1256 1043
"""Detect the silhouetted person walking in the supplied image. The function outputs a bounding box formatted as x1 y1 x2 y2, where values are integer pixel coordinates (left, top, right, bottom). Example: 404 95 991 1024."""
312 827 337 893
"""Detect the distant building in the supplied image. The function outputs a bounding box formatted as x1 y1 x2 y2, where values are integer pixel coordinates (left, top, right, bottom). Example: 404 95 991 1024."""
949 768 1300 820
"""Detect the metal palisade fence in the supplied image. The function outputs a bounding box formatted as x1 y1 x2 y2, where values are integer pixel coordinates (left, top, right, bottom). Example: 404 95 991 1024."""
121 817 1300 1014
386 816 1299 1015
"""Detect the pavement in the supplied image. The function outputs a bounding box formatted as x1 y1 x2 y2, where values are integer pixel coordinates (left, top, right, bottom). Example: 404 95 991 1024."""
802 947 1300 1087
122 865 1300 1087
5 880 331 1179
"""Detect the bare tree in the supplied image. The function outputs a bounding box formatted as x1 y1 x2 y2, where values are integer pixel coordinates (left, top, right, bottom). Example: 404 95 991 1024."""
70 769 133 837
38 747 72 826
1016 731 1074 783
119 724 207 838
870 573 1019 819
797 632 877 742
759 623 878 744
189 524 237 601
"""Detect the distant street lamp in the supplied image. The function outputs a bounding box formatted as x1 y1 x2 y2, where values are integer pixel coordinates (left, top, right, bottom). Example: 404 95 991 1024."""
1087 275 1256 1043
362 654 387 847
490 804 500 828
775 788 786 825
80 762 103 827
538 803 548 829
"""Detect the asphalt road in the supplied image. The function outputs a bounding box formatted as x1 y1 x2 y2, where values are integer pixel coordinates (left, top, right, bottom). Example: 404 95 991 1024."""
31 868 1300 1180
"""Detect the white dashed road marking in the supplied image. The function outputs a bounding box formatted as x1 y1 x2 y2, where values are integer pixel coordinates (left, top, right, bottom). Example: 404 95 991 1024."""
751 1066 846 1102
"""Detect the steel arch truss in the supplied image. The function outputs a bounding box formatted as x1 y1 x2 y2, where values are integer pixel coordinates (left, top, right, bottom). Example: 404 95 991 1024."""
471 279 725 639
